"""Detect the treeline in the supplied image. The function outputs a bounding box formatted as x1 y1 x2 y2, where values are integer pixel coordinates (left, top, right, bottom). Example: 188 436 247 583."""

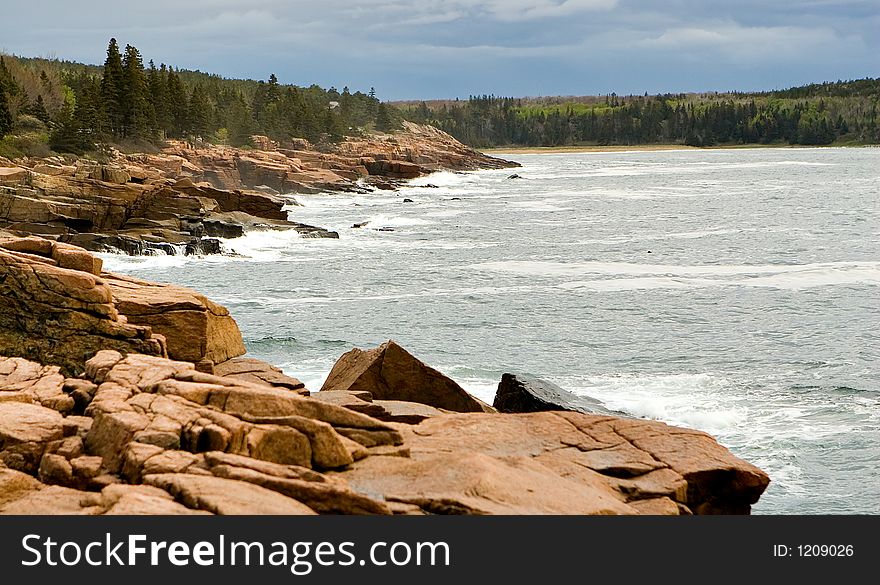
0 39 401 155
399 83 880 148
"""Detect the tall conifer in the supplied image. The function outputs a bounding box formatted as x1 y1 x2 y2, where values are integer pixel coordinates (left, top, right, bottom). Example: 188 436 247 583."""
100 38 125 137
121 44 150 139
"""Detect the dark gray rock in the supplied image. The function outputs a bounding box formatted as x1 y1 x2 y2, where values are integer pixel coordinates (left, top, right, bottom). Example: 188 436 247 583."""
203 219 245 239
185 238 222 256
493 373 622 416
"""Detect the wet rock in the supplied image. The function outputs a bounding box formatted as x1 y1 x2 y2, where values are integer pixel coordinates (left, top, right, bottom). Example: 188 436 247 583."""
202 219 244 239
185 238 222 256
493 373 621 416
365 160 424 179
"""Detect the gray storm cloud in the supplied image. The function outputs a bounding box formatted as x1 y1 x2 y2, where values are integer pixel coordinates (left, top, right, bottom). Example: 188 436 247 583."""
2 0 876 99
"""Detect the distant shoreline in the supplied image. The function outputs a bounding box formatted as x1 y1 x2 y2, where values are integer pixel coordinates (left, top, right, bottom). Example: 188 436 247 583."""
481 143 876 154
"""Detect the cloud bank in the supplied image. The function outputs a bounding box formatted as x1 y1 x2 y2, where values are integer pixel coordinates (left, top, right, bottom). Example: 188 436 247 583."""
2 0 877 99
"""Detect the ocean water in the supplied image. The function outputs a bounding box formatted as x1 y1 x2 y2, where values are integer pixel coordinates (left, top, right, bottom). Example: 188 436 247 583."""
101 147 880 514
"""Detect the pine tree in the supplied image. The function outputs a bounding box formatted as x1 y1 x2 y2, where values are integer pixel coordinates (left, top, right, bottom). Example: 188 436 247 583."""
165 69 189 137
227 92 255 147
375 102 393 131
76 78 104 144
100 38 125 137
0 87 12 137
49 99 82 153
323 108 344 142
29 94 50 123
187 84 211 138
267 73 280 103
148 61 168 138
121 44 150 139
0 57 16 137
0 57 15 95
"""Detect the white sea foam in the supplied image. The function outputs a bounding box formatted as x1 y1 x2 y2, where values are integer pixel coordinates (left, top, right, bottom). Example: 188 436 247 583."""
247 284 541 306
558 277 719 292
408 171 470 188
457 378 500 404
100 228 319 269
509 200 572 212
217 229 307 262
472 260 880 290
98 251 191 271
569 373 746 434
363 215 434 229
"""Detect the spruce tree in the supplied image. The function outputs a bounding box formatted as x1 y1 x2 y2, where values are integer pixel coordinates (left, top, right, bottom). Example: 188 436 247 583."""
49 99 86 154
187 84 211 138
227 93 255 146
375 102 393 132
165 70 189 137
147 59 168 138
75 78 104 146
100 38 125 137
267 73 280 103
0 87 12 137
121 44 150 139
0 57 16 95
147 60 168 138
29 94 50 123
0 57 16 136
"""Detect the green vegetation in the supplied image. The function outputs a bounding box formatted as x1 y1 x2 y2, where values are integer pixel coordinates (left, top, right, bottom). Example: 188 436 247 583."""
0 39 402 157
399 81 880 148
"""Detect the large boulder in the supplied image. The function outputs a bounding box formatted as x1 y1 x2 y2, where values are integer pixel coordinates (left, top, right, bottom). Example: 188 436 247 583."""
0 237 248 373
0 238 167 375
104 272 246 366
0 166 30 185
321 340 494 413
0 402 65 473
494 373 621 416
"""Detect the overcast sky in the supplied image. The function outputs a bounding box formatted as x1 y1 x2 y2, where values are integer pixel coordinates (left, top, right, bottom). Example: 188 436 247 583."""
2 1 878 100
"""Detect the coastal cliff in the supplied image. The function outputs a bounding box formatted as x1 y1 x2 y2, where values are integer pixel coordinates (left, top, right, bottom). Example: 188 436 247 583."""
0 237 770 515
0 122 517 255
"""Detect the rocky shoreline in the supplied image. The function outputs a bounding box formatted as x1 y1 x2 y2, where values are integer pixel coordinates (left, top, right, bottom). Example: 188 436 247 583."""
0 125 771 515
0 236 770 515
0 122 517 256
